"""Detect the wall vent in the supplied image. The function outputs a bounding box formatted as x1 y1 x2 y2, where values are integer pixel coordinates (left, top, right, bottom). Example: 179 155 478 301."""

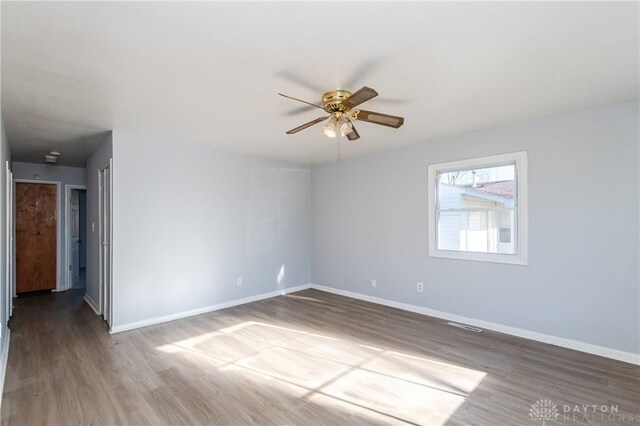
447 322 483 333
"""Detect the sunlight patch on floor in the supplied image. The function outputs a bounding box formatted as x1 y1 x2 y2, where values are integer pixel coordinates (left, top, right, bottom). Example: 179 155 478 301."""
156 320 487 425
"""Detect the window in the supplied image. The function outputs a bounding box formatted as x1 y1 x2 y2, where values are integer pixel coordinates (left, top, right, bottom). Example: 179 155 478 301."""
428 151 528 265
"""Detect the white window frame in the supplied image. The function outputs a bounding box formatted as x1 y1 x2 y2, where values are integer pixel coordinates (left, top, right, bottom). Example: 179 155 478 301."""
428 151 528 265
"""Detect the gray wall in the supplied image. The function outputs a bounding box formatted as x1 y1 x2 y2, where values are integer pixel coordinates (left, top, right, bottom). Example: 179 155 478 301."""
12 162 85 185
111 132 311 328
12 162 86 289
311 100 639 355
85 133 113 307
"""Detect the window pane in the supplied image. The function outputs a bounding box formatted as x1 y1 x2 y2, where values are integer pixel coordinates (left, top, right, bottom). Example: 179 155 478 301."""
438 164 515 209
437 209 515 254
429 152 527 264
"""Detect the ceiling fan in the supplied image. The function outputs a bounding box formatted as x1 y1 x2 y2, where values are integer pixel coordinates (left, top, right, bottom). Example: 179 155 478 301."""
279 87 404 141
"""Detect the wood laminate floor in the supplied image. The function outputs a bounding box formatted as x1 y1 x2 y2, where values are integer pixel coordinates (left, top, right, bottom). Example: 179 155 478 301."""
1 289 639 425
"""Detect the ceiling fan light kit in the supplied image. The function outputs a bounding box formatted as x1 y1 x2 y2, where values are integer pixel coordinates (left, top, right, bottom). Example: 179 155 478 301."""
279 86 404 142
322 113 354 139
338 115 354 137
322 116 338 138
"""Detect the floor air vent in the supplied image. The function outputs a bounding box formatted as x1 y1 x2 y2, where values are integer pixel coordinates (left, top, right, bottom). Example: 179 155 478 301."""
447 322 483 333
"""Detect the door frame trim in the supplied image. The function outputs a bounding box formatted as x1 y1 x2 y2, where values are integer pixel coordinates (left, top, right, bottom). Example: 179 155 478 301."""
14 179 62 292
98 161 113 329
65 185 87 291
5 163 13 318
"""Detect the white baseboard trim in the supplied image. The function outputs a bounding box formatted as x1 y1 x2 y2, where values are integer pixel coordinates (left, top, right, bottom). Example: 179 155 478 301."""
0 328 11 409
309 284 640 366
84 294 100 315
109 284 311 334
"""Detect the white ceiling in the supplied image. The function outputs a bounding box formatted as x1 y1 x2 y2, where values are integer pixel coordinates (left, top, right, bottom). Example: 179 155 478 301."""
2 2 638 167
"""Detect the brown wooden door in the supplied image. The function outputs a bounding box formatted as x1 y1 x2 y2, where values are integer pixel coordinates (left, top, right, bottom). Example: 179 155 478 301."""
16 183 57 293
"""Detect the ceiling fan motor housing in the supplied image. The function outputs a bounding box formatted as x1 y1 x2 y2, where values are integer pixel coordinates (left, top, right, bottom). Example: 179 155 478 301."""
322 90 352 113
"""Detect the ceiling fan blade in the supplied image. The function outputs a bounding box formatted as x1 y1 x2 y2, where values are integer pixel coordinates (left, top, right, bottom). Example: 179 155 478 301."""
285 105 318 116
344 57 384 89
277 70 325 93
353 109 404 128
340 86 378 109
286 116 329 134
346 124 360 141
278 93 324 111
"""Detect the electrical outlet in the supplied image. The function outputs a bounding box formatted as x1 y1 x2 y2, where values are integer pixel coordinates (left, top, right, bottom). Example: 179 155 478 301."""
237 277 243 286
371 280 377 288
417 282 424 293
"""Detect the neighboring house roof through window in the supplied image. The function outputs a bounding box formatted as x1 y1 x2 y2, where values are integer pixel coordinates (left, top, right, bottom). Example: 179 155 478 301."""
458 180 515 199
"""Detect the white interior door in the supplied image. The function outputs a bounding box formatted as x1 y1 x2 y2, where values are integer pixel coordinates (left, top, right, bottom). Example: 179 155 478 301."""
5 163 13 320
70 189 80 287
99 166 112 325
10 171 15 304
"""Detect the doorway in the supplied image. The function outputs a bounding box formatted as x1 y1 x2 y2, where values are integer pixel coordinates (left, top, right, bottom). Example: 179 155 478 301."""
15 182 59 294
66 186 87 289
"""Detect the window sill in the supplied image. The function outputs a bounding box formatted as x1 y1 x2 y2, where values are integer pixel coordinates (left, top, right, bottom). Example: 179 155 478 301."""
429 249 528 265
